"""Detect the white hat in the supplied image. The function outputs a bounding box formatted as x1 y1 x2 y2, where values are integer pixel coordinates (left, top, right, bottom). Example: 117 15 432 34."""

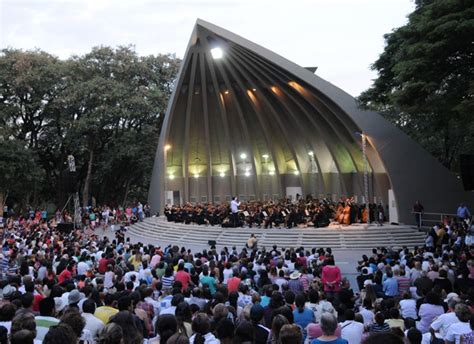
54 297 67 312
290 271 302 280
444 292 460 303
363 279 373 287
1 285 14 299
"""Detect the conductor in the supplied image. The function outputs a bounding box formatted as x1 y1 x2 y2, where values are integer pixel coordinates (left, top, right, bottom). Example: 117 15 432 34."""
231 196 240 227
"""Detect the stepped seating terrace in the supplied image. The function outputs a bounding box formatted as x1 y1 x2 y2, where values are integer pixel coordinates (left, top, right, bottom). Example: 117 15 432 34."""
128 217 426 249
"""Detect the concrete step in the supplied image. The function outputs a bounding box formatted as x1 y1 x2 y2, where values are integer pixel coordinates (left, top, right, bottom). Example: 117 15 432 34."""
127 218 425 249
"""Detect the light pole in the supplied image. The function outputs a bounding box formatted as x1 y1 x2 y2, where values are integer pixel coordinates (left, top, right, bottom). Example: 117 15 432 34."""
194 157 201 204
164 144 171 207
194 172 199 204
308 151 317 198
356 132 370 223
262 154 269 201
240 153 248 201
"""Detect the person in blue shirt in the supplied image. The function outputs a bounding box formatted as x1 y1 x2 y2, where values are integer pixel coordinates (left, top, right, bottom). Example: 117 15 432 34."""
293 293 315 341
382 269 399 298
457 203 471 221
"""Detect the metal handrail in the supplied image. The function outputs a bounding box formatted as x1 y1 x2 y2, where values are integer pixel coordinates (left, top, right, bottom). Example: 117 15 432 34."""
412 211 457 217
412 211 460 229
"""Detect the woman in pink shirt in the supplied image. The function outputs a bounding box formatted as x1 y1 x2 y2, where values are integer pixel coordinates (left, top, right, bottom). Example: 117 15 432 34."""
321 257 342 295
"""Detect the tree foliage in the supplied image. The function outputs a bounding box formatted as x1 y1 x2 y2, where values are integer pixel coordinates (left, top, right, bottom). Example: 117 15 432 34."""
0 46 180 209
358 0 474 170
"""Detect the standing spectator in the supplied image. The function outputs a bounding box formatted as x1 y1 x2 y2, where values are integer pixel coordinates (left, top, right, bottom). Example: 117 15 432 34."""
413 201 424 229
321 257 342 297
457 204 471 222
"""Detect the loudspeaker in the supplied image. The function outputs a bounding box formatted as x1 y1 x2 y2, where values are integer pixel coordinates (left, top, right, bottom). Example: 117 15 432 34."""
61 169 77 193
460 154 474 191
57 223 74 234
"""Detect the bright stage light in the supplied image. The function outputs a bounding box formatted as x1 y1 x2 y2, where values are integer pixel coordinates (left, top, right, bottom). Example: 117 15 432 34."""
164 144 172 151
220 172 225 178
245 171 250 177
240 153 247 160
262 154 269 160
294 170 300 176
211 47 223 59
269 170 275 176
169 174 175 180
194 173 199 179
308 151 314 156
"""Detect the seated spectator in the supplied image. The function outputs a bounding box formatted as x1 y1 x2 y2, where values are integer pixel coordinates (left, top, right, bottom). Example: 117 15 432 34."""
385 308 404 331
35 297 60 341
340 309 364 344
445 303 472 344
311 313 347 344
417 292 444 334
279 323 303 344
368 312 390 333
189 313 219 344
43 323 77 344
398 293 417 320
293 293 315 340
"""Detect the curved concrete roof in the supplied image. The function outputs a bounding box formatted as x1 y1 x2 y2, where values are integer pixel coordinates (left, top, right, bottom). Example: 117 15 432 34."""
149 19 472 223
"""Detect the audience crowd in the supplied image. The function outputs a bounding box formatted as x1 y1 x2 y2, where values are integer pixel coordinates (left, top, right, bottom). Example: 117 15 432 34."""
0 202 471 344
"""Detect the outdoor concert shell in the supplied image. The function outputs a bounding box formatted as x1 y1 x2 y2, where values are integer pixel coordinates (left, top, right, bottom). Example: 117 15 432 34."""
149 19 472 224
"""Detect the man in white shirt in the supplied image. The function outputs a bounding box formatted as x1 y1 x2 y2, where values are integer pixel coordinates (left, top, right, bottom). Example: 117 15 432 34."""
340 309 364 344
445 304 472 344
82 299 105 343
230 197 240 227
430 298 460 340
77 256 89 277
35 298 60 342
144 288 160 317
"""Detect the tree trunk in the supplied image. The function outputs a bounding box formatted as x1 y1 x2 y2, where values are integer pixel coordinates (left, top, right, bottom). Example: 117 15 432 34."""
0 192 6 217
82 148 94 207
122 179 131 207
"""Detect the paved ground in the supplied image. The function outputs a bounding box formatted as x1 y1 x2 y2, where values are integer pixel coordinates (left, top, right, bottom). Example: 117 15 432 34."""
102 227 366 291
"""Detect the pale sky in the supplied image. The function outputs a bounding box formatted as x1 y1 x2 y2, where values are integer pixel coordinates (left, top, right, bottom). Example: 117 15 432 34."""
0 0 415 96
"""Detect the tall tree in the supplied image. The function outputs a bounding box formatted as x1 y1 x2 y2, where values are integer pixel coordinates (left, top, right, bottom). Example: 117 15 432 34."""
61 46 179 206
358 0 474 170
0 49 66 205
0 47 180 210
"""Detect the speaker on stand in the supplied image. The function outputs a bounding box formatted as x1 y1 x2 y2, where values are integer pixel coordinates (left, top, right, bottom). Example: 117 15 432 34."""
460 154 474 191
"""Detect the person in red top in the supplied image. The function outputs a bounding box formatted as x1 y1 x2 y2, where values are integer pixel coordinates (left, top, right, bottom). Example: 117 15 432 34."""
174 262 192 291
321 256 342 295
296 251 307 267
58 262 75 284
98 253 108 274
226 268 241 293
